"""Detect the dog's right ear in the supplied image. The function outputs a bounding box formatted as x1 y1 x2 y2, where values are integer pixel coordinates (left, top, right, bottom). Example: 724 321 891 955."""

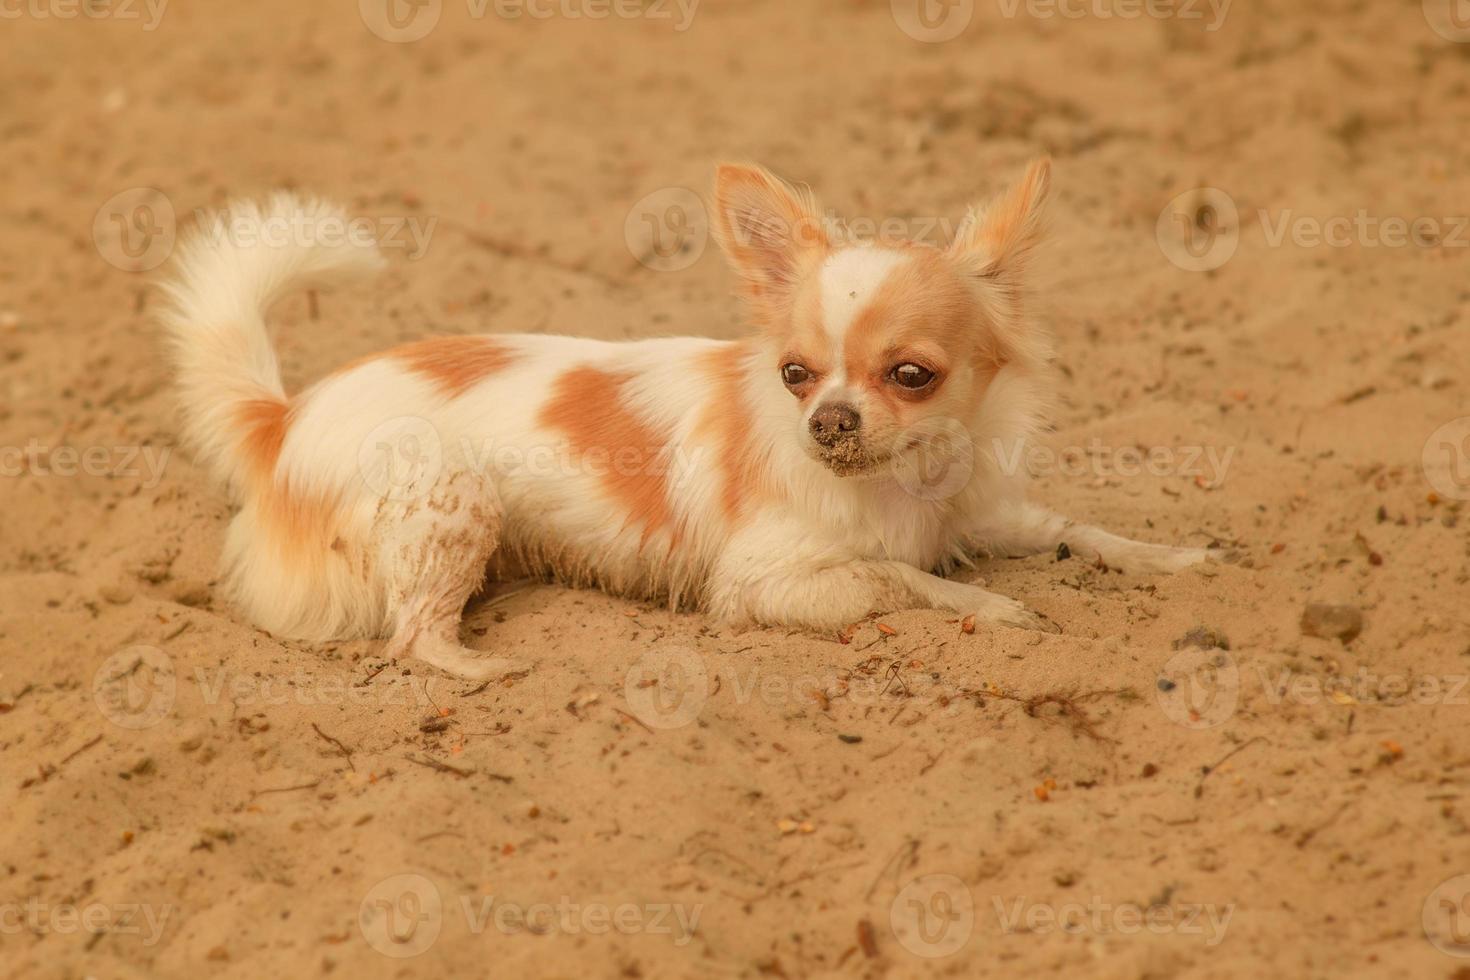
712 164 829 312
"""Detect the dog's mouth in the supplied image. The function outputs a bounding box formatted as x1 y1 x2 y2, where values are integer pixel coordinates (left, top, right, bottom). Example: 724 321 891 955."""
812 437 888 477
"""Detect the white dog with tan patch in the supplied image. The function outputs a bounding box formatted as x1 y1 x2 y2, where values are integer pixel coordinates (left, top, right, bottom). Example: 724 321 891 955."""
161 160 1214 679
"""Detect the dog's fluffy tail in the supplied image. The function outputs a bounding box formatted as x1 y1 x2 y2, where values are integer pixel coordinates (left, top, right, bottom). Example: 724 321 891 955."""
157 194 384 496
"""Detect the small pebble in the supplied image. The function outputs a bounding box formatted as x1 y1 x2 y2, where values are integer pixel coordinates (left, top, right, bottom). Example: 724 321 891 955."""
1300 603 1363 643
98 583 134 605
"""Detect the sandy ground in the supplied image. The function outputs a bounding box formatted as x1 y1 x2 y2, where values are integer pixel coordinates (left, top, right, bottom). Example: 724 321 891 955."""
3 1 1470 977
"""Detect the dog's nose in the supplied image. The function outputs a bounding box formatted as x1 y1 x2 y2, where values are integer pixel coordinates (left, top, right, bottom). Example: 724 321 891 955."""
808 403 861 446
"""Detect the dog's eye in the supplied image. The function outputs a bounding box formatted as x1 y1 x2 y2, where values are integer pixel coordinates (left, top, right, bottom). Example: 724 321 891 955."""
781 363 811 386
890 363 935 389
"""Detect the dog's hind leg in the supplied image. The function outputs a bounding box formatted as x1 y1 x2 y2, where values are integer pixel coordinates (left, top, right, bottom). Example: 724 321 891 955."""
375 467 521 681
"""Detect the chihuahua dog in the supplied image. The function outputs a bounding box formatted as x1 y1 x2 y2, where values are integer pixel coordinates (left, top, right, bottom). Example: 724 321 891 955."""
161 160 1213 679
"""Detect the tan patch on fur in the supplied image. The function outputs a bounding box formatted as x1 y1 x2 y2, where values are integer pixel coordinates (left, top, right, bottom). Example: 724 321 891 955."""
235 397 292 484
841 249 994 387
538 366 674 545
388 336 518 397
255 481 343 570
230 399 341 567
693 343 768 522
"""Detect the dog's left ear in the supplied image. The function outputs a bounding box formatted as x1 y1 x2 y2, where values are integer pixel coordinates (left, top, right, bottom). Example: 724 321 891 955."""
948 158 1051 285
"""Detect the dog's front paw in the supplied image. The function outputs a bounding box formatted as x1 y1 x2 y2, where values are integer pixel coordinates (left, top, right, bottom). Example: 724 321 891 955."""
973 593 1061 634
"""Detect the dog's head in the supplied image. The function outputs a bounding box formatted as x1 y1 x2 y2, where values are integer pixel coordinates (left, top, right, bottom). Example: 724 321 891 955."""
712 160 1050 478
